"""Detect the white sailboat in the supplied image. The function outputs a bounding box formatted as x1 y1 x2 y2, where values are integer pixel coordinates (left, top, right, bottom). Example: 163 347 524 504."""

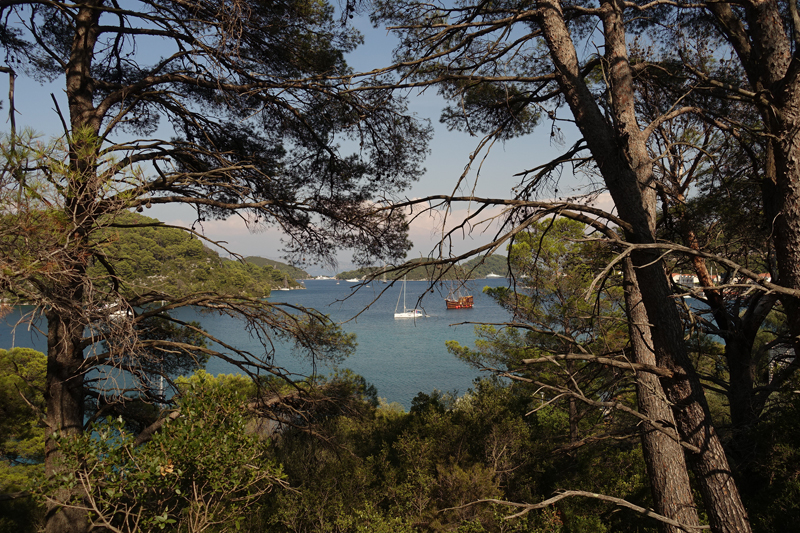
277 275 291 290
394 277 425 318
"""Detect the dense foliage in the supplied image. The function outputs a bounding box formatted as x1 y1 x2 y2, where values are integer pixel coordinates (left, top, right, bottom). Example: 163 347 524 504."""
87 212 304 298
242 257 311 281
262 378 653 533
45 376 286 533
0 348 45 533
363 0 800 529
337 255 510 282
3 349 800 533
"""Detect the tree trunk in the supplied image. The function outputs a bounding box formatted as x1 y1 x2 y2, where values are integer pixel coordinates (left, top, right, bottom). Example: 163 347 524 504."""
705 0 800 486
623 259 700 533
537 0 752 530
44 311 88 533
703 0 800 375
44 4 103 532
767 98 800 390
681 224 777 464
632 248 752 533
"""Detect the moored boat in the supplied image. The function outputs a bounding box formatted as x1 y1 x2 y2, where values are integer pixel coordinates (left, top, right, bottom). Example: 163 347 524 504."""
445 294 473 309
277 275 292 290
445 283 473 309
395 276 425 318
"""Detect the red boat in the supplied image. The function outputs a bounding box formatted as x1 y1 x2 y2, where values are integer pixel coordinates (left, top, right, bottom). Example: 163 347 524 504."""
445 285 473 309
446 295 473 309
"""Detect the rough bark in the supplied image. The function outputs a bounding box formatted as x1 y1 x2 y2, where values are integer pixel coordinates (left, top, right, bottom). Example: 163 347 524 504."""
537 0 752 530
44 311 89 533
706 0 800 408
43 4 104 532
623 259 700 533
66 0 103 135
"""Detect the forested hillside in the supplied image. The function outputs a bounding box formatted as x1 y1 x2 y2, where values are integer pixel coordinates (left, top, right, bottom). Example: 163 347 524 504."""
461 255 511 278
337 255 511 281
87 213 306 298
242 256 311 280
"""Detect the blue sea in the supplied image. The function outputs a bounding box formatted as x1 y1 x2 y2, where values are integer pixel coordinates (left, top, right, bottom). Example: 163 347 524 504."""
1 278 512 409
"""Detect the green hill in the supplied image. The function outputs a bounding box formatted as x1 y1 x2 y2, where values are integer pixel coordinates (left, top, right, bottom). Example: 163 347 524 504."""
460 255 511 278
88 212 303 298
242 256 310 280
337 255 510 281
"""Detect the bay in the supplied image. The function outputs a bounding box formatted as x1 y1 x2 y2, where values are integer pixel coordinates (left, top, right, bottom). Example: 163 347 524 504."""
0 278 512 409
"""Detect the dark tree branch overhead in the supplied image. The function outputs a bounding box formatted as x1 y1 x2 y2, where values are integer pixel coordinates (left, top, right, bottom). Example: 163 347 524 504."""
447 490 710 530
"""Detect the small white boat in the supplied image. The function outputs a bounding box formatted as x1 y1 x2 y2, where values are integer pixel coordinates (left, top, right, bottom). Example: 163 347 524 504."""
394 277 425 318
395 308 424 318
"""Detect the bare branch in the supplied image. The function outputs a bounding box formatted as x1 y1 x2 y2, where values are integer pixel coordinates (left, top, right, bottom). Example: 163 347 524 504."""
445 490 709 530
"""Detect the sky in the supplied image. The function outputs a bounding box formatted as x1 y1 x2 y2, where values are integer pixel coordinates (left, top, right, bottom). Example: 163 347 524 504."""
0 10 610 276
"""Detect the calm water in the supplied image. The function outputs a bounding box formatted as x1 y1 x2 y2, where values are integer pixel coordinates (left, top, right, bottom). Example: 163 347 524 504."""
0 279 512 408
